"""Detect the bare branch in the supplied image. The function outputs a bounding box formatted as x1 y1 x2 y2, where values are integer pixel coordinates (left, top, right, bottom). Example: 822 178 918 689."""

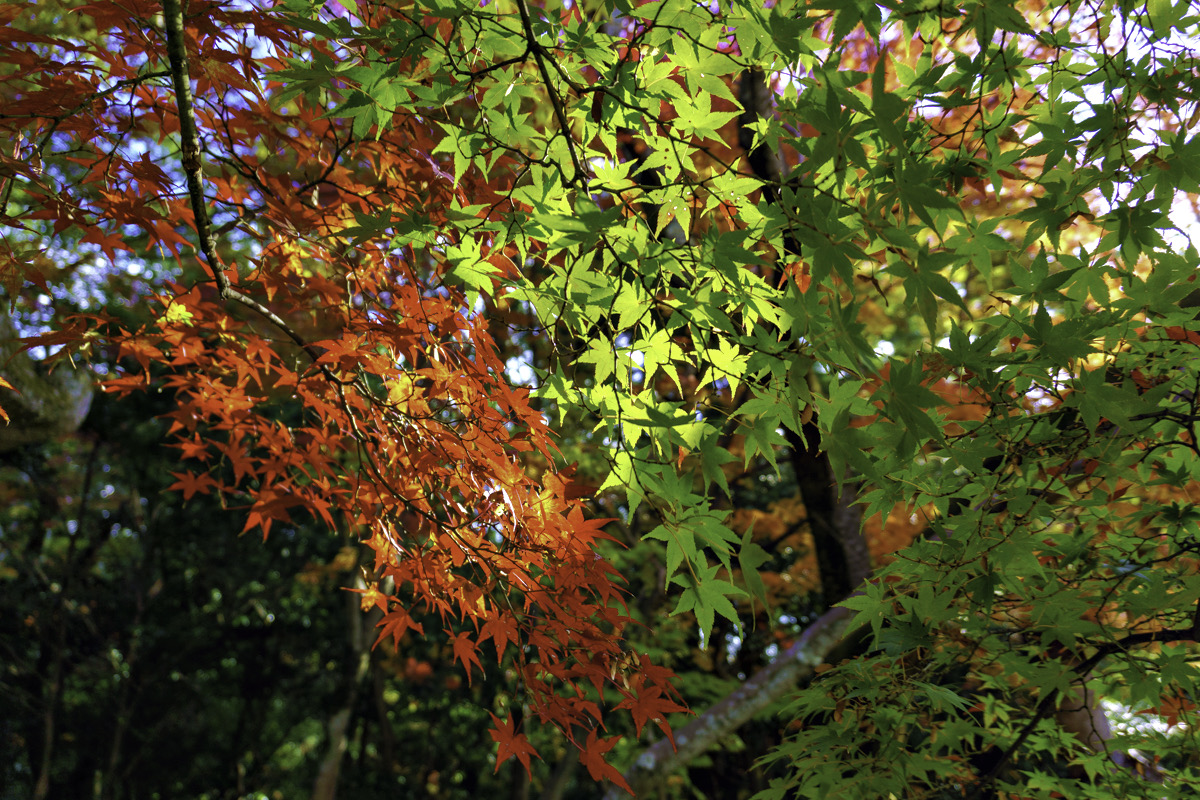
604 606 853 800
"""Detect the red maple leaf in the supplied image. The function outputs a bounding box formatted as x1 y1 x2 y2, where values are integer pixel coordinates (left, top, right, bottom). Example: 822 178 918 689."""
373 608 425 651
580 729 632 794
489 713 540 776
450 631 482 684
167 470 217 501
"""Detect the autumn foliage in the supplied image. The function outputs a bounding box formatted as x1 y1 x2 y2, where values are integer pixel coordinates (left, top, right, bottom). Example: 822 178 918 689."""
6 0 1200 795
0 0 684 780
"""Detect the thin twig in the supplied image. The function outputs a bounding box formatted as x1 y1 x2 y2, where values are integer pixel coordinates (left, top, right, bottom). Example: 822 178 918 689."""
966 624 1200 798
512 0 587 186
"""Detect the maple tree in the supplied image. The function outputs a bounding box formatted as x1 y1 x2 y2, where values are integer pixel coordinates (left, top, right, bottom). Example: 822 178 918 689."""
0 380 626 799
4 0 1200 796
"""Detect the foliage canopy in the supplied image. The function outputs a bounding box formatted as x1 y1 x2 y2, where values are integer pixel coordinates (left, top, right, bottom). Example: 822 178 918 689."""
3 0 1200 796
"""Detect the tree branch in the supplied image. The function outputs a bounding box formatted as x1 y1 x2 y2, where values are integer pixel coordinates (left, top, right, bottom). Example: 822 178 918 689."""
161 0 325 365
513 0 586 186
966 624 1200 798
603 605 853 800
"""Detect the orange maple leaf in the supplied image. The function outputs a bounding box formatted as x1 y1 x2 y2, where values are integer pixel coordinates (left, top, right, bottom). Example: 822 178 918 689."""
1143 693 1196 728
580 730 632 794
354 584 389 613
167 471 217 501
489 713 540 776
373 608 424 650
479 615 518 660
0 377 10 424
450 630 482 684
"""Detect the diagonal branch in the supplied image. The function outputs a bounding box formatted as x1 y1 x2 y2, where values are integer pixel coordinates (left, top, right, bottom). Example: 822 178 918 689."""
603 605 854 800
966 622 1200 799
161 0 324 365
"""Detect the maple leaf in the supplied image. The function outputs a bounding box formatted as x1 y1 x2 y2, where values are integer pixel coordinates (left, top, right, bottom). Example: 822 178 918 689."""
174 434 210 461
450 630 482 684
354 584 388 613
614 684 687 739
0 374 12 424
167 470 217 501
80 226 131 260
579 729 632 794
488 713 540 777
478 614 518 660
1144 693 1196 728
373 608 425 650
240 491 300 539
